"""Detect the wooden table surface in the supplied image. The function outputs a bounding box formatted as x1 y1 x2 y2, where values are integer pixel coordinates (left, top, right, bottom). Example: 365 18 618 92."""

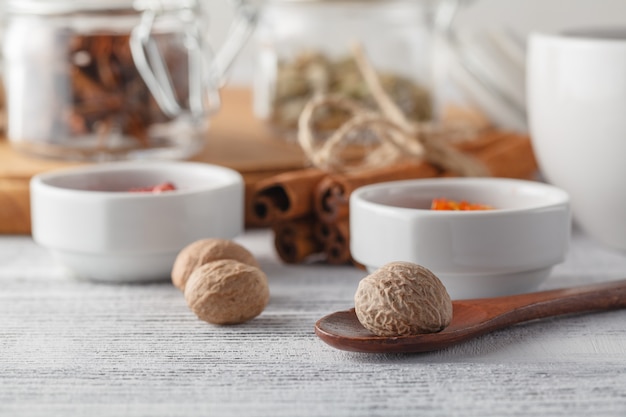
1 226 626 416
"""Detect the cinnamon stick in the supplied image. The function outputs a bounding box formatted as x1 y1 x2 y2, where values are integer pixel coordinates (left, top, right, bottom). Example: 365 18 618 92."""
314 161 439 224
248 168 326 227
273 217 324 264
244 180 265 228
316 218 352 265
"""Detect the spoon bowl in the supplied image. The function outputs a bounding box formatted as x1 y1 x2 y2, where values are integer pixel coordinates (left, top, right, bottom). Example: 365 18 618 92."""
315 279 626 353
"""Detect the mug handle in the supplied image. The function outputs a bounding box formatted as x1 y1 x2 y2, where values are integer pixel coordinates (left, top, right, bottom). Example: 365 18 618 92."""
130 0 258 119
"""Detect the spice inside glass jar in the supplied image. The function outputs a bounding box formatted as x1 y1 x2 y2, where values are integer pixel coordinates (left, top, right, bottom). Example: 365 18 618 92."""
2 0 254 161
252 0 436 140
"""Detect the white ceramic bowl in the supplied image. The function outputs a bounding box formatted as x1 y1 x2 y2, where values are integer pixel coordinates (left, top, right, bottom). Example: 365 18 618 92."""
30 161 244 283
350 178 571 299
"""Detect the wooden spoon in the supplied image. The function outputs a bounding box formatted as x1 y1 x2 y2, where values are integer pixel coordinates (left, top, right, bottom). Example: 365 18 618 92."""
315 279 626 354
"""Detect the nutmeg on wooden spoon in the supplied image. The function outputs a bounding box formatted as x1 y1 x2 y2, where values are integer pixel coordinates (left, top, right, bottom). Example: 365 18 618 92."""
317 279 626 354
354 262 453 337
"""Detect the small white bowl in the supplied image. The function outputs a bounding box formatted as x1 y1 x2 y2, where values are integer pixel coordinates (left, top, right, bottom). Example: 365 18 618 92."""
350 178 571 299
30 161 244 283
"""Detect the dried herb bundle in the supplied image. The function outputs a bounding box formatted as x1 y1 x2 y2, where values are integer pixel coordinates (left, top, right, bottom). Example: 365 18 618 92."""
269 51 432 134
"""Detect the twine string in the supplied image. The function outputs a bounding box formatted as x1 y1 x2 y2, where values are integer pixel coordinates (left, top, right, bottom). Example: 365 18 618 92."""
297 44 490 177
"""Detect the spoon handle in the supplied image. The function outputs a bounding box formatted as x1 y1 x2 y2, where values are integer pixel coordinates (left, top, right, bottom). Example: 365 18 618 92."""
467 278 626 326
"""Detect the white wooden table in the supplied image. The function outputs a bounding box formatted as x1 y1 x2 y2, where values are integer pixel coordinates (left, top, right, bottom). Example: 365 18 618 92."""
1 226 626 416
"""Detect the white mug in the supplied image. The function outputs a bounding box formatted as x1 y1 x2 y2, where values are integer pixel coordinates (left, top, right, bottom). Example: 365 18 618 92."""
527 28 626 251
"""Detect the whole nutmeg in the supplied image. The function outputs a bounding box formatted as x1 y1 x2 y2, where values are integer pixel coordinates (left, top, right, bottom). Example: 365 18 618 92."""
354 261 453 337
184 259 269 325
172 239 259 291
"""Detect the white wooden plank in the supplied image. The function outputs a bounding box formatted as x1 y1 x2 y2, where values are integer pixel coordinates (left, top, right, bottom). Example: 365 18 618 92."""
1 228 626 416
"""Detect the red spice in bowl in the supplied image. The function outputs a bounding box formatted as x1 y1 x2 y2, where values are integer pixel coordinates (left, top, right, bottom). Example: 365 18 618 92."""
128 182 177 193
430 198 493 211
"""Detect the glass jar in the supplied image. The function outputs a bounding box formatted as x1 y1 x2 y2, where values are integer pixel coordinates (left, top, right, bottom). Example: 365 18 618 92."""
432 0 528 132
431 0 626 133
2 0 256 161
252 0 436 140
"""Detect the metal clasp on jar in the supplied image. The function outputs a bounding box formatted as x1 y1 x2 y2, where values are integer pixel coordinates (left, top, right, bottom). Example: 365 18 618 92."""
130 0 257 120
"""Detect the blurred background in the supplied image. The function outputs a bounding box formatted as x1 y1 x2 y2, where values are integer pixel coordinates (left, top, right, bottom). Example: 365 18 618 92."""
3 0 626 162
211 0 626 85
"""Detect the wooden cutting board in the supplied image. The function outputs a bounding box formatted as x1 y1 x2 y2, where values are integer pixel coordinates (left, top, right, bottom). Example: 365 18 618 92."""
0 88 307 234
